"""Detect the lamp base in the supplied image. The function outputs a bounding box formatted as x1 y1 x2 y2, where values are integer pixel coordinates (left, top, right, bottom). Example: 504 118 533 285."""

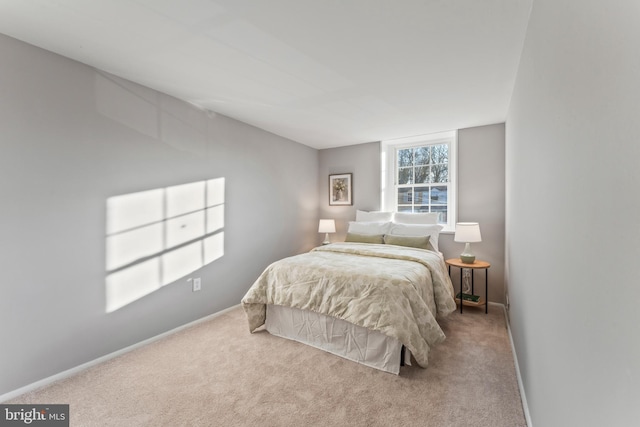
322 233 331 245
460 242 475 264
460 254 476 264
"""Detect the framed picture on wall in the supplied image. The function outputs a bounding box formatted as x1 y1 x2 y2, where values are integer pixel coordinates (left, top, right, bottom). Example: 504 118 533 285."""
329 173 353 206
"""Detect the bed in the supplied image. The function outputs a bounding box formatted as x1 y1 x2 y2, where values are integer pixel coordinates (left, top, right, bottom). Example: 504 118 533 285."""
241 212 457 374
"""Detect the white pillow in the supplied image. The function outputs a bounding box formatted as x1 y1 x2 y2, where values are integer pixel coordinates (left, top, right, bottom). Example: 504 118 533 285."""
388 223 443 252
393 212 439 225
347 221 392 235
355 210 394 222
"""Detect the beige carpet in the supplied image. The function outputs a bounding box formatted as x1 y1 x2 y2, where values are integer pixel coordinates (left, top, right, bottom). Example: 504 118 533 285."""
9 305 526 426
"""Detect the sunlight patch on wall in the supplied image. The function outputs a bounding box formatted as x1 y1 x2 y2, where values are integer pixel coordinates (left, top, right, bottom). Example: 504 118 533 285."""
105 178 225 313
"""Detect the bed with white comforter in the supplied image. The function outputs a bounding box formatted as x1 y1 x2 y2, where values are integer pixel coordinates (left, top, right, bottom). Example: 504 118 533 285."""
241 241 456 373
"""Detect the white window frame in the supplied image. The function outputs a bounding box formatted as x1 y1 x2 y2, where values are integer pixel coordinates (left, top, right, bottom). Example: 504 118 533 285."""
381 130 457 233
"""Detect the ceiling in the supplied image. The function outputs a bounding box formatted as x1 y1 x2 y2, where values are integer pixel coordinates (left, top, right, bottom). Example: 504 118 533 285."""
0 0 532 149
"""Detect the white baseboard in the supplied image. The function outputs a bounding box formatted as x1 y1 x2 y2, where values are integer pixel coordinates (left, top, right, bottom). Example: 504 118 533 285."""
499 303 533 427
0 304 241 403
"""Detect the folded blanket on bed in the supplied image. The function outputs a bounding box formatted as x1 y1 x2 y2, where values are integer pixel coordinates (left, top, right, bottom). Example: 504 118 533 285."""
241 242 457 368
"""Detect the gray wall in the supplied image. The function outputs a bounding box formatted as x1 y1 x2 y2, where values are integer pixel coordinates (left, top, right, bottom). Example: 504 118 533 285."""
319 124 506 304
439 124 506 304
318 142 381 243
0 34 318 396
506 1 639 425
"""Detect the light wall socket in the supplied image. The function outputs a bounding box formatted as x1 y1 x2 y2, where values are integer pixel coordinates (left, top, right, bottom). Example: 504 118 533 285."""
192 278 201 292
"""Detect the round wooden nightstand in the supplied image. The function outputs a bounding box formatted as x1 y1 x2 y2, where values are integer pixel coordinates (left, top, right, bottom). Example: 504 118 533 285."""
445 258 490 314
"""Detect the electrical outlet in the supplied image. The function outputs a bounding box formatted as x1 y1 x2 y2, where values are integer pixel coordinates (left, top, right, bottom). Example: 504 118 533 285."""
192 277 201 292
506 294 510 311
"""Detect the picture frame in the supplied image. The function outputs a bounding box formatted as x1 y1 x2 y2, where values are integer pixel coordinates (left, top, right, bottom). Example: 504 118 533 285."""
329 173 353 206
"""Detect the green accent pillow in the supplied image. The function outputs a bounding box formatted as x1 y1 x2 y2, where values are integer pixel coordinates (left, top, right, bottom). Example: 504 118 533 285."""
345 233 385 244
384 234 435 251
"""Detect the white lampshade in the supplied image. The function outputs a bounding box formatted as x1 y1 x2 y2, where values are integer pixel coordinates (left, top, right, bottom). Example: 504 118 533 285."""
454 222 482 243
318 219 336 233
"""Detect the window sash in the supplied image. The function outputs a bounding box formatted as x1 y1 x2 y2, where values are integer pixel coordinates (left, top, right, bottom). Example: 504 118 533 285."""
381 131 457 232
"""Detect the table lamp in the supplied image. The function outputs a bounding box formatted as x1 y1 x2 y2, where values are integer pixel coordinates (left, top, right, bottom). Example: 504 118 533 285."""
454 222 481 264
318 219 336 245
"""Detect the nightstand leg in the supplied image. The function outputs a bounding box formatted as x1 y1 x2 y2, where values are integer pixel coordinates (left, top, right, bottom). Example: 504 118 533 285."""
485 269 489 314
460 269 463 313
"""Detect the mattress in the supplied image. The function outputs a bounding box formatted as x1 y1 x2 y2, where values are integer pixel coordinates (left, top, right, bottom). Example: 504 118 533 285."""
265 304 411 374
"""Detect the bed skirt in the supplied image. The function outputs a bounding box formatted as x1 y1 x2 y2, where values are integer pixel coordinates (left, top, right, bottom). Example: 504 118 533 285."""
265 304 410 374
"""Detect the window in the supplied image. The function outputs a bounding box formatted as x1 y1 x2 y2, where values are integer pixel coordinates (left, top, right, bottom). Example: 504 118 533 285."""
381 131 457 231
